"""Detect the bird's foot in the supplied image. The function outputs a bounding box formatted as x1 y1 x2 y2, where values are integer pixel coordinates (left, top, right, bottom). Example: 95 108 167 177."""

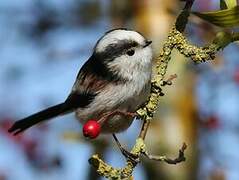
112 134 140 165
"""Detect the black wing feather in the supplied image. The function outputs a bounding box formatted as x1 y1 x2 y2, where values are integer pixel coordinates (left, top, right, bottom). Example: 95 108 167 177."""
8 92 95 135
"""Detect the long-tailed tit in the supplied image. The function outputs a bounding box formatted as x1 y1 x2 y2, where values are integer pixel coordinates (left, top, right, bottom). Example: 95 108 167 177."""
8 28 153 137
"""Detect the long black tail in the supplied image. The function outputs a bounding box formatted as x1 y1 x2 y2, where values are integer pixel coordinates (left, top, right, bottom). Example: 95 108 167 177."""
8 103 70 135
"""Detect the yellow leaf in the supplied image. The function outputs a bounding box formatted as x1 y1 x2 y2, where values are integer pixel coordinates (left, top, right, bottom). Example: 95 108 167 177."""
193 6 239 28
222 0 238 9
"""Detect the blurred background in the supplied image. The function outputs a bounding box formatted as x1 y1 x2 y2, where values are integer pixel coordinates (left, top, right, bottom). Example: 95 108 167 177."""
0 0 239 179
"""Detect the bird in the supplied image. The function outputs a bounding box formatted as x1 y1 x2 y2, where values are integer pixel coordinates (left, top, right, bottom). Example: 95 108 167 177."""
8 28 153 139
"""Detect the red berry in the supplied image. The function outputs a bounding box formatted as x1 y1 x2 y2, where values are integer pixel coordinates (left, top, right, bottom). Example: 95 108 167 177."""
234 69 239 85
204 115 220 130
83 120 101 139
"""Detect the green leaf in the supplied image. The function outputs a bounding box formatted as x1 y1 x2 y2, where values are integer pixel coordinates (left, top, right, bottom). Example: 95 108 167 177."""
220 0 228 9
193 6 239 28
220 0 227 10
221 0 238 9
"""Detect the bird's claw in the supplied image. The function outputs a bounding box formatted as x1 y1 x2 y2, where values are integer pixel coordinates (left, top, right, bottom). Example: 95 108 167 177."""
121 147 140 165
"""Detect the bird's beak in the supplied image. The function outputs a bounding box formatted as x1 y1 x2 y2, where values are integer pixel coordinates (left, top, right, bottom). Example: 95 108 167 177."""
143 40 152 48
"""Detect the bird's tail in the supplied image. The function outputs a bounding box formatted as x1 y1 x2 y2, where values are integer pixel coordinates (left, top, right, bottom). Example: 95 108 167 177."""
8 103 71 135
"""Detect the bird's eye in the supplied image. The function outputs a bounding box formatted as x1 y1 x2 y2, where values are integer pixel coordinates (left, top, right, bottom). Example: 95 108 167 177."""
126 50 135 56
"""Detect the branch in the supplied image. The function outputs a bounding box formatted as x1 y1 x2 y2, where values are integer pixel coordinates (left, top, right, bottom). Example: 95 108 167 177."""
89 138 146 179
173 29 238 63
136 0 195 122
144 143 187 165
176 0 195 32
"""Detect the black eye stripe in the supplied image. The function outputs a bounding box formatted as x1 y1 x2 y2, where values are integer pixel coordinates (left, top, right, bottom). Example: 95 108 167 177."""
116 40 138 49
108 40 138 51
97 40 139 60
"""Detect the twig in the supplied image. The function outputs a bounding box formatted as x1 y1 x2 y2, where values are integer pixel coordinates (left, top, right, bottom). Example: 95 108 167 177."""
176 0 195 32
144 143 187 165
137 0 195 136
160 74 178 86
139 119 150 140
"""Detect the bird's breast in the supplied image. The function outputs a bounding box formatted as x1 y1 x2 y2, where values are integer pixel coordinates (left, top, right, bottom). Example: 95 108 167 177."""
76 71 150 118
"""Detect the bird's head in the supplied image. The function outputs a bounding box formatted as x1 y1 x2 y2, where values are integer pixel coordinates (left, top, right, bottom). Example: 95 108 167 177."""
94 28 153 75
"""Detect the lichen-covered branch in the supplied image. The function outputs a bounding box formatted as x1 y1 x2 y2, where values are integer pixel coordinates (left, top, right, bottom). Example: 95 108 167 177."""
136 38 174 121
88 138 146 180
144 143 187 165
173 30 238 63
137 0 196 130
88 138 187 179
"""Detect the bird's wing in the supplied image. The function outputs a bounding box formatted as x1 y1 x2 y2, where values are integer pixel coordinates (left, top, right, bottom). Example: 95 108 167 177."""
70 53 126 94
